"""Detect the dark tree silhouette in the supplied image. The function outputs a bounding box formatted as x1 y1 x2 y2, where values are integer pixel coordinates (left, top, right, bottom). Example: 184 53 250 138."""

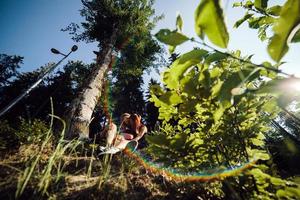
0 54 23 87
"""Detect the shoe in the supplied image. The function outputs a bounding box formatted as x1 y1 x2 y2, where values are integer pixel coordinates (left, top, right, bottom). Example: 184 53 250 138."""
98 147 121 155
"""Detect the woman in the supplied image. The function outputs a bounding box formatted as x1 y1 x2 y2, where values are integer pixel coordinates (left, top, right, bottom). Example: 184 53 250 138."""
99 113 147 154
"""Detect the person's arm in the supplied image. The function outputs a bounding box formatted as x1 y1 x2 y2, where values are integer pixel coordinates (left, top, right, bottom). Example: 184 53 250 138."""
133 125 147 141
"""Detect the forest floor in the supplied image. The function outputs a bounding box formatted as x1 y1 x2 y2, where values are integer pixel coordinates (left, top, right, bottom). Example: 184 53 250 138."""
0 142 219 200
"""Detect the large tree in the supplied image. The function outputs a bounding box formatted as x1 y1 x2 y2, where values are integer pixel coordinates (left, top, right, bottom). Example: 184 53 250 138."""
65 0 160 138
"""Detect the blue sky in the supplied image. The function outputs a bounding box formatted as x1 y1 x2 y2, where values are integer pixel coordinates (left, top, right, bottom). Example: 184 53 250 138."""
0 0 299 81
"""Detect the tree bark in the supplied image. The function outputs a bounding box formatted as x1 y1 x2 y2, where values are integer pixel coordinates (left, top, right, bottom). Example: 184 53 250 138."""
66 31 117 139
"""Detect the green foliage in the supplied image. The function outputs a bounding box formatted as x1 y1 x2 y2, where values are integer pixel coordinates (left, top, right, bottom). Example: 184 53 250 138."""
110 30 163 121
148 53 272 171
194 0 229 48
155 29 189 47
150 0 300 198
155 28 188 53
64 0 160 48
16 119 50 144
0 120 18 150
163 49 208 89
233 0 300 61
176 13 183 32
254 0 268 10
0 119 51 150
268 0 300 62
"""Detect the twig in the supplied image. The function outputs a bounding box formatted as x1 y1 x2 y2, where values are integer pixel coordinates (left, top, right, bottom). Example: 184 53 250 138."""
190 38 293 77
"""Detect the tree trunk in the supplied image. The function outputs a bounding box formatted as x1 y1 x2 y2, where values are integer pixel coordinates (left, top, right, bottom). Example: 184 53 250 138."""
66 32 117 139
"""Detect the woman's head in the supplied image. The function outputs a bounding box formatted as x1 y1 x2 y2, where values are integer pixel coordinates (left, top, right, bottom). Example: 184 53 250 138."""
130 114 141 134
120 113 142 134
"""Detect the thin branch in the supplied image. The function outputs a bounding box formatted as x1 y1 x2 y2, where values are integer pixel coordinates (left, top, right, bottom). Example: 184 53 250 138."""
190 38 293 77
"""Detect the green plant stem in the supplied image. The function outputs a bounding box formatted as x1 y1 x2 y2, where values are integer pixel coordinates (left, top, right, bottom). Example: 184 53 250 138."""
190 39 292 77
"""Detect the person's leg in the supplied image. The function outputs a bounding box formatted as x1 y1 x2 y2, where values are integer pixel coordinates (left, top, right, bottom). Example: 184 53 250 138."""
114 138 132 150
106 123 117 146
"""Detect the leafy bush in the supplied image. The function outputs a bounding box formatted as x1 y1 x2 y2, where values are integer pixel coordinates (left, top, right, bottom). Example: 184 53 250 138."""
16 119 50 144
0 120 18 150
146 0 300 199
0 119 51 151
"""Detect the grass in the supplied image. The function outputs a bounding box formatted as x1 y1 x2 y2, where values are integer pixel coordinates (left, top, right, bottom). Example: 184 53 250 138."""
0 100 222 199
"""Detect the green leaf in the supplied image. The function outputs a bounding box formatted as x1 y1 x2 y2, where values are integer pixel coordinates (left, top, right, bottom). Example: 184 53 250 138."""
181 70 198 95
270 177 286 186
155 29 189 46
146 134 169 146
168 45 176 54
234 13 253 28
267 0 300 62
211 80 223 98
251 138 265 147
213 106 225 122
176 13 183 32
219 69 260 107
163 49 208 89
159 91 183 105
244 1 254 8
232 2 242 7
248 17 263 29
170 132 187 150
266 5 281 16
210 67 221 78
254 0 268 10
195 0 229 48
205 52 228 64
291 29 300 43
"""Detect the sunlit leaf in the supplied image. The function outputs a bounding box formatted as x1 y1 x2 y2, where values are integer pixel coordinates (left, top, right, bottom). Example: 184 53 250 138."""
163 49 208 89
159 91 183 105
168 45 176 54
195 0 229 48
251 138 265 147
234 13 253 28
176 13 183 31
232 2 242 7
254 0 268 10
267 0 300 62
248 17 264 29
213 106 225 122
155 29 189 46
205 52 228 64
266 5 282 16
245 1 254 8
291 29 300 43
219 69 260 107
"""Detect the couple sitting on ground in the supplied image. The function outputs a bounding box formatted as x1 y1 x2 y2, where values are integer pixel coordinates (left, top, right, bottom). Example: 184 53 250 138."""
99 113 147 154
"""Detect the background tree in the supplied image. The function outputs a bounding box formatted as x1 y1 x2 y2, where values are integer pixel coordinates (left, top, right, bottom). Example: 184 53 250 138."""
144 78 160 132
0 54 23 88
110 33 162 123
64 0 162 139
0 61 91 126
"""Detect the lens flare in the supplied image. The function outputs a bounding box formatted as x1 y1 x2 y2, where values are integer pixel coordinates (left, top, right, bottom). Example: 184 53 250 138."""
124 147 257 182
